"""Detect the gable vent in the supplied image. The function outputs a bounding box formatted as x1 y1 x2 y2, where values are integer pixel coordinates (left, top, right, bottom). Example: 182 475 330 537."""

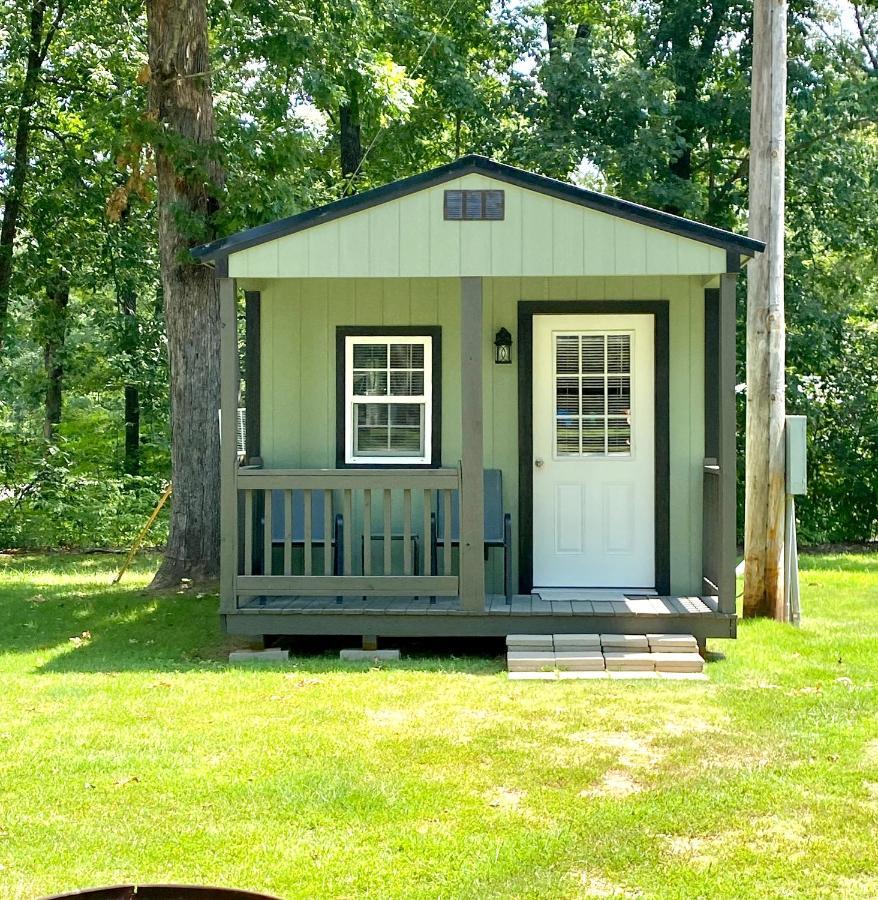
444 189 505 221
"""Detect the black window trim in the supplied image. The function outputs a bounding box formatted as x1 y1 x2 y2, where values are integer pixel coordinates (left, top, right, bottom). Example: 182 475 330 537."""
336 326 442 468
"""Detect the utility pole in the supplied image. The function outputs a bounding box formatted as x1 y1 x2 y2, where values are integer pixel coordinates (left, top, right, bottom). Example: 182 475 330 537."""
744 0 787 619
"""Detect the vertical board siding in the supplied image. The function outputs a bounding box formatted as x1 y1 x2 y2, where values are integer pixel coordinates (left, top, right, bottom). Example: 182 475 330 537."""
259 273 706 594
228 173 729 279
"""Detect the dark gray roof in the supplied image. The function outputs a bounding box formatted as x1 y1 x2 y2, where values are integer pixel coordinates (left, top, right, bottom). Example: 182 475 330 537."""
193 154 764 262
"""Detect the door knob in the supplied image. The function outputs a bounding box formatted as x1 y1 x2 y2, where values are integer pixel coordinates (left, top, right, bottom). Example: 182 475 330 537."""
535 458 544 468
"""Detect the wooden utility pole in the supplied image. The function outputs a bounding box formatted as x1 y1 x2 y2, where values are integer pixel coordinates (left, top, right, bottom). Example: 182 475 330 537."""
744 0 787 619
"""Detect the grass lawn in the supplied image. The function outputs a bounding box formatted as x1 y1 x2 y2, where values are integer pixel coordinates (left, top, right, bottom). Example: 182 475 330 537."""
0 553 876 899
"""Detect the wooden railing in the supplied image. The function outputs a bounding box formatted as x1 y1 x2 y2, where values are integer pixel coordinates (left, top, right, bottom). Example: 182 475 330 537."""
234 467 461 603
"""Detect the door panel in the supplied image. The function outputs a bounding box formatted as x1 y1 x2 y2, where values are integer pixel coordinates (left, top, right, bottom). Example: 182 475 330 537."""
532 314 655 588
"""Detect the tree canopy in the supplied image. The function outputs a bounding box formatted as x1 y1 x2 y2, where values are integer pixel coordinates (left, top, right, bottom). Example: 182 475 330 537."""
1 0 876 548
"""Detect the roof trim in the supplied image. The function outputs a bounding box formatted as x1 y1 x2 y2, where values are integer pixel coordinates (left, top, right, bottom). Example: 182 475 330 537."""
193 155 764 262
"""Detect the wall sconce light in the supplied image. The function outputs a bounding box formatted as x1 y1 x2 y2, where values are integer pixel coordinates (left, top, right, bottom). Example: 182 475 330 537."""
494 327 513 365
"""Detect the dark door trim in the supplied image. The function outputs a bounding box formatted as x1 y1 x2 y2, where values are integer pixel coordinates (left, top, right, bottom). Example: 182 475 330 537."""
517 301 671 594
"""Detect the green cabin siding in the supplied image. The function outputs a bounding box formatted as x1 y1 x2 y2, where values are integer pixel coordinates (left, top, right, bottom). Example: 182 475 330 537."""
228 174 728 280
250 274 714 596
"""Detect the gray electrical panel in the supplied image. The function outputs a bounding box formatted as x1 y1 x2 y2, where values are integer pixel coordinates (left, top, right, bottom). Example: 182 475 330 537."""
785 415 807 495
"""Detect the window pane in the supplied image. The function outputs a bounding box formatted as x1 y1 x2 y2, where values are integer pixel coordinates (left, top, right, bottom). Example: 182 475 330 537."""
390 343 419 368
389 403 421 426
581 335 605 373
353 371 388 396
607 376 630 415
607 334 630 373
556 377 579 416
582 418 605 454
356 427 389 452
581 377 605 416
389 428 423 454
353 344 387 369
356 403 388 426
556 335 579 373
389 371 425 396
607 418 631 454
556 418 580 455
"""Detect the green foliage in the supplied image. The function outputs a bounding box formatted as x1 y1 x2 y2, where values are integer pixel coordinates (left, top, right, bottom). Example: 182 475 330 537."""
1 0 877 548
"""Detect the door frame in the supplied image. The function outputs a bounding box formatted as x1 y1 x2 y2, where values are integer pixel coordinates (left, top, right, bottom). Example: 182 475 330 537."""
517 301 670 594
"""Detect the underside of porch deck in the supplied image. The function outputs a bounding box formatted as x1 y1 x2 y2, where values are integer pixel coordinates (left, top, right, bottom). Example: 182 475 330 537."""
224 594 736 640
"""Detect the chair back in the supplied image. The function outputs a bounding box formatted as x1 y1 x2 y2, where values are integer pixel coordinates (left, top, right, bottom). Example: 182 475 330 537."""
436 469 504 544
270 489 328 542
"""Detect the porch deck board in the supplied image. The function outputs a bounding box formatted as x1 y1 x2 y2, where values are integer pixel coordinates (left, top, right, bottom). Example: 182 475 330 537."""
236 594 725 617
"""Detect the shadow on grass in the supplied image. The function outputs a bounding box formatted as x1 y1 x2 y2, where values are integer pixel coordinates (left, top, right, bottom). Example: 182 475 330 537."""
0 553 506 676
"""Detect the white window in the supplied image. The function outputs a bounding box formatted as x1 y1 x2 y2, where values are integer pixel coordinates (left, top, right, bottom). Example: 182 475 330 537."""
344 336 433 464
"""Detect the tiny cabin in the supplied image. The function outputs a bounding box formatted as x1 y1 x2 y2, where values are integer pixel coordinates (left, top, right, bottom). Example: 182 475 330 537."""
194 156 762 643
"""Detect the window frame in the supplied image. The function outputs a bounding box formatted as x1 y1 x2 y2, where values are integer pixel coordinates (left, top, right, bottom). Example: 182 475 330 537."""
336 326 442 467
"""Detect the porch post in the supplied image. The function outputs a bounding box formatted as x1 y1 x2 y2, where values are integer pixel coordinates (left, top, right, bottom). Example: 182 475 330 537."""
717 272 737 614
460 276 485 611
219 271 239 615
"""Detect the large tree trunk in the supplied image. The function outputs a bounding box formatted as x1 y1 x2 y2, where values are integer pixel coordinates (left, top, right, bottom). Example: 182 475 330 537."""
121 288 140 475
0 0 63 351
339 77 363 187
37 274 70 441
146 0 224 587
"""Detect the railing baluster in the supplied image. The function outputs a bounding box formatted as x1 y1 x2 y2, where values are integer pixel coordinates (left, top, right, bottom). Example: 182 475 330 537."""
443 488 453 575
244 489 253 576
363 489 372 576
303 489 312 576
323 490 332 575
236 468 461 597
403 488 412 575
283 489 292 576
422 488 432 574
383 488 392 574
263 489 273 577
343 488 352 576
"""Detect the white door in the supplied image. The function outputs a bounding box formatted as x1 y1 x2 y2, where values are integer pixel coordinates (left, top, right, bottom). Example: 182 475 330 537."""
532 314 655 588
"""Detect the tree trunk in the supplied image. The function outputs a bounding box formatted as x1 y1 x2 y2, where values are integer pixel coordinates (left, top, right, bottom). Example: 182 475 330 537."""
744 0 787 619
146 0 225 587
37 274 69 441
121 289 140 476
339 78 363 186
0 0 61 351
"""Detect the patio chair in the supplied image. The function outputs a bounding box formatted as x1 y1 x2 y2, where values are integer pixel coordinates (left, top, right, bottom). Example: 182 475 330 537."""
431 468 513 602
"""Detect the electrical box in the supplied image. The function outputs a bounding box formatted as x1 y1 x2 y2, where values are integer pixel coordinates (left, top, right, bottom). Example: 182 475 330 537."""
785 415 807 495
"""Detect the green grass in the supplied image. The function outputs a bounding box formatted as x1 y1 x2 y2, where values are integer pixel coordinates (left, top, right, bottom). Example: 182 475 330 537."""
0 552 876 899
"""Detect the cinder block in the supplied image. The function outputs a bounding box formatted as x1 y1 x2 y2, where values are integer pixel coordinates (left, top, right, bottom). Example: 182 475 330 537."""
603 651 655 671
558 670 609 680
652 652 704 673
600 634 649 651
553 633 601 649
553 651 605 671
506 634 554 650
608 670 659 680
508 671 558 681
229 649 289 664
647 633 699 653
339 648 401 661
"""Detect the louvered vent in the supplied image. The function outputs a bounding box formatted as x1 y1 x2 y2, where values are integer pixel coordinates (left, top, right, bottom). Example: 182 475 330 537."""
444 190 505 220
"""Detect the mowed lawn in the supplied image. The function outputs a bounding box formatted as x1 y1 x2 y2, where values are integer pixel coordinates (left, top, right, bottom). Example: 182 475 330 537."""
0 553 876 899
